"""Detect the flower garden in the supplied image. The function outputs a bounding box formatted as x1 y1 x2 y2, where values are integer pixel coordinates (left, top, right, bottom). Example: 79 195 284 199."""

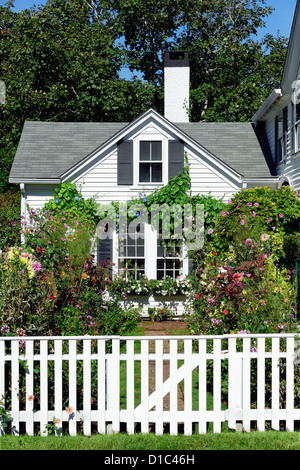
0 170 300 339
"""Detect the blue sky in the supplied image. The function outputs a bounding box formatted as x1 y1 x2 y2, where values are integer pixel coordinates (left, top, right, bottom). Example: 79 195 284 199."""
9 0 298 40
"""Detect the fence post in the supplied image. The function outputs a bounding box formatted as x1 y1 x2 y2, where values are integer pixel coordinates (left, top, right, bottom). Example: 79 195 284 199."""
107 337 120 434
228 337 243 431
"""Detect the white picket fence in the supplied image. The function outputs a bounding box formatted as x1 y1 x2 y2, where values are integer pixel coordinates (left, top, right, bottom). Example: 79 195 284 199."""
0 333 299 436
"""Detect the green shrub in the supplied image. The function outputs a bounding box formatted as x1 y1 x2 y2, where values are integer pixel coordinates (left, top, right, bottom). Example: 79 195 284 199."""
0 189 21 250
210 186 300 260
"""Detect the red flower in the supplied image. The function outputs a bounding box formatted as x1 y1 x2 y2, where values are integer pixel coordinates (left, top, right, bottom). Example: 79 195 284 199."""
37 246 45 255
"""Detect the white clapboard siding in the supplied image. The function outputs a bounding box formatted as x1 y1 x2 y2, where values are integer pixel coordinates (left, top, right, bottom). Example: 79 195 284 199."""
0 333 299 436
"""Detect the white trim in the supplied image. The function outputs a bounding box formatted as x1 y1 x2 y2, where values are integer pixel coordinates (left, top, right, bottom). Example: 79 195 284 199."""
20 183 26 244
10 178 61 184
252 89 282 123
113 222 189 281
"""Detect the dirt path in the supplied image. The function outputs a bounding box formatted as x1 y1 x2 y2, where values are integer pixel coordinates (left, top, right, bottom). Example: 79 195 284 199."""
137 320 188 412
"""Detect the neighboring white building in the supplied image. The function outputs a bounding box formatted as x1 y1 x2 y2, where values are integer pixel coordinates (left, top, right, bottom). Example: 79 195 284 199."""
10 0 300 295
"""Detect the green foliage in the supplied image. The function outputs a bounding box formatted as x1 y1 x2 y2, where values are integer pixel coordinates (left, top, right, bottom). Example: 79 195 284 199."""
0 0 154 193
44 183 100 224
186 252 298 336
56 301 141 337
281 232 300 269
0 247 54 334
0 1 288 194
0 189 21 250
104 163 226 249
211 186 300 260
0 182 141 337
148 305 174 322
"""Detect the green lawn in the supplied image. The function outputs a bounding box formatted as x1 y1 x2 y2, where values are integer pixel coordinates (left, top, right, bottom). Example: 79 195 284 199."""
0 430 299 451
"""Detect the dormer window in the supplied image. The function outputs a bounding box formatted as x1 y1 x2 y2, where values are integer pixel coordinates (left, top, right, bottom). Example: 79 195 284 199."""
117 136 184 187
139 141 162 183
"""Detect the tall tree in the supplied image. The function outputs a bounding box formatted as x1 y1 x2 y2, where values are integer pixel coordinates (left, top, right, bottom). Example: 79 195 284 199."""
0 0 154 192
176 0 288 121
105 0 288 120
0 0 289 194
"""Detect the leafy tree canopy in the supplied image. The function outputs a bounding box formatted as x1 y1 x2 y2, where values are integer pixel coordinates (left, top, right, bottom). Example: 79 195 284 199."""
0 0 288 193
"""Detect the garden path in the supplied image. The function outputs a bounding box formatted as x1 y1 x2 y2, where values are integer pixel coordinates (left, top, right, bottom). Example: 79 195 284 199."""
138 320 188 413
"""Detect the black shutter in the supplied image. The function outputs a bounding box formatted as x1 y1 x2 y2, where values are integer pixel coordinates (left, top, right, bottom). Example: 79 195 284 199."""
118 140 133 185
291 101 295 152
97 238 113 264
168 140 184 180
275 116 278 165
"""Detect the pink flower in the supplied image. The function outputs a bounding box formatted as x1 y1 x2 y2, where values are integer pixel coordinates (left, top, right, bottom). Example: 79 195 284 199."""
247 202 252 207
240 220 245 225
260 233 270 241
1 325 9 335
32 261 42 273
245 239 252 245
279 213 283 218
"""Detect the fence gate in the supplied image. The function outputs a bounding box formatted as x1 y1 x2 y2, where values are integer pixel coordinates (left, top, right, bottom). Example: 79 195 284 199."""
0 334 299 436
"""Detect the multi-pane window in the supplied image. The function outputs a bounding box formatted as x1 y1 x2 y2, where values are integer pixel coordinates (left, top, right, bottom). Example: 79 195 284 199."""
156 238 182 280
139 141 162 183
118 224 145 279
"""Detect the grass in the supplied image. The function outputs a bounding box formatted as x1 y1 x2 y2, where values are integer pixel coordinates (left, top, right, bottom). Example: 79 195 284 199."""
0 430 299 451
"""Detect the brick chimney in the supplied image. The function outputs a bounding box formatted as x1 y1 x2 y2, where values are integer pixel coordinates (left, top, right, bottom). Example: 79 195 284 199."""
164 51 190 123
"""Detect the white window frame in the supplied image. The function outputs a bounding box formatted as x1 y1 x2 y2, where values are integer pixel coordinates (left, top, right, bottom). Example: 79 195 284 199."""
132 135 169 188
139 141 163 184
114 223 189 280
294 95 300 154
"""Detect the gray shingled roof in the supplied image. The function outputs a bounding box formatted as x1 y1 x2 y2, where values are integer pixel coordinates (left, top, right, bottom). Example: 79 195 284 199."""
9 121 128 180
176 122 276 178
9 118 275 181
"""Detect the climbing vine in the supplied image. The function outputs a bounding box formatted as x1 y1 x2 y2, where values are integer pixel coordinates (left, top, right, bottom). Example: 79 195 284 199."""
43 163 226 253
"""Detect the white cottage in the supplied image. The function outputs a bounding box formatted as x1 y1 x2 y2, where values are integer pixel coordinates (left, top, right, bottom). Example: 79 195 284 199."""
10 32 297 313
